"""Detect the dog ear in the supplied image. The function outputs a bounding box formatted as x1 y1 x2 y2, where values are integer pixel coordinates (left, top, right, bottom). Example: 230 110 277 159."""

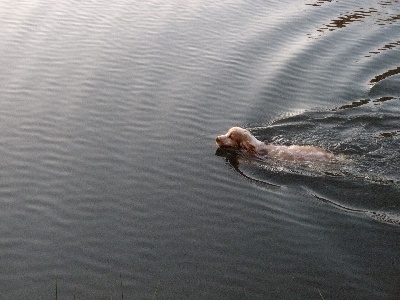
240 140 257 155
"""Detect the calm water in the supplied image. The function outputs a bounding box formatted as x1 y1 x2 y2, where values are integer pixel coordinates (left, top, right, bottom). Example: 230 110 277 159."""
0 0 399 299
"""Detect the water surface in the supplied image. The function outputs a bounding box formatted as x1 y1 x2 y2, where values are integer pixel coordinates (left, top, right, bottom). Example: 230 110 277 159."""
0 0 399 299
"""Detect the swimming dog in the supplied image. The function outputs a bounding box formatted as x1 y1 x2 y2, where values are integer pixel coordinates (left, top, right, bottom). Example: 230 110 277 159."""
216 127 335 161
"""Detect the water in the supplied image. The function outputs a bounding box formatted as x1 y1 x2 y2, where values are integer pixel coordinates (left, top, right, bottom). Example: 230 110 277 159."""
0 0 399 298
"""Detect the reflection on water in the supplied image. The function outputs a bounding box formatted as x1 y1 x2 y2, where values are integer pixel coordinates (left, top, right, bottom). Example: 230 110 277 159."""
366 40 400 57
0 0 399 298
306 0 335 7
309 0 399 38
370 66 400 85
377 11 400 24
324 9 378 30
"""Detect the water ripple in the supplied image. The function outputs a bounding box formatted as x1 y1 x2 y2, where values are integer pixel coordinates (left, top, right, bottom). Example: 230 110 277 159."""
0 0 399 298
217 97 400 224
369 66 400 85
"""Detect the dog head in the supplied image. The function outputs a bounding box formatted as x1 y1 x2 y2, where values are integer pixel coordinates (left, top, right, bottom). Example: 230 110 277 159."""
216 127 258 154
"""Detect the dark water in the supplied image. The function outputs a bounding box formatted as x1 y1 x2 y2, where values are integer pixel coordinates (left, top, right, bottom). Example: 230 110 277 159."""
0 0 399 299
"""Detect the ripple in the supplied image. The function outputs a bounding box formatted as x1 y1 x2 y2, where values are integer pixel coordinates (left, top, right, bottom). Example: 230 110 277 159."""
324 8 378 29
306 0 336 7
365 40 400 57
217 97 400 224
369 66 400 85
307 0 399 39
0 0 399 298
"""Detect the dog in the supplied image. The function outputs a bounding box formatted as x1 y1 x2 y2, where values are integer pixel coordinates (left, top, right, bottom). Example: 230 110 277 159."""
216 127 336 162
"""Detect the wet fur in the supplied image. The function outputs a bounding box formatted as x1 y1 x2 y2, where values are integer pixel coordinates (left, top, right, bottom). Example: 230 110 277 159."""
216 127 335 162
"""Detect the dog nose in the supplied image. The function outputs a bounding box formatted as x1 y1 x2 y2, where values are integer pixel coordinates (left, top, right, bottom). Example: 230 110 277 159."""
216 136 223 146
216 135 223 143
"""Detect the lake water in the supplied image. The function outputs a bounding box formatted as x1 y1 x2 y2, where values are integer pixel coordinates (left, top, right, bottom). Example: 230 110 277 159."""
0 0 399 299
